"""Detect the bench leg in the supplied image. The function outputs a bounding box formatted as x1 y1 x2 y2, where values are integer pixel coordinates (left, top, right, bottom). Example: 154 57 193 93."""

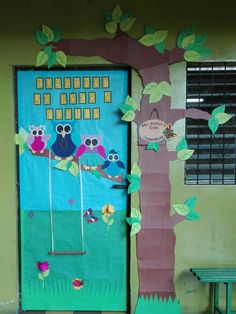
214 283 219 314
226 283 232 314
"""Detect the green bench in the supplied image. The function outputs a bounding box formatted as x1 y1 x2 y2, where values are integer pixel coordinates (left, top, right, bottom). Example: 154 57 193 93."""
190 268 236 314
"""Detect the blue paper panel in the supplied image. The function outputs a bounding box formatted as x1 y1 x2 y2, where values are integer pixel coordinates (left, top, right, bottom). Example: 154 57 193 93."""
17 69 129 311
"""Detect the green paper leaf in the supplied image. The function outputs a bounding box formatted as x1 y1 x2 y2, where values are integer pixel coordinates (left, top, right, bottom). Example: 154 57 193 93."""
145 25 156 35
208 116 219 134
52 26 61 42
36 51 48 67
212 105 225 116
43 269 50 277
195 33 206 45
215 112 232 124
91 169 102 179
104 11 113 22
120 10 134 22
54 160 68 171
177 26 194 48
112 4 123 23
154 42 165 54
108 218 114 226
47 51 57 69
184 196 197 211
120 17 136 32
35 30 48 45
127 175 141 194
38 273 44 280
42 24 54 42
19 144 25 155
186 209 200 221
143 82 158 94
176 137 188 152
182 34 195 49
125 95 137 109
44 45 52 55
121 110 135 122
177 149 194 161
126 217 140 225
120 104 134 114
130 223 141 237
131 207 142 220
131 162 142 177
184 50 201 61
105 21 117 34
159 81 171 96
102 215 109 223
145 142 160 152
153 30 168 43
19 127 28 142
68 162 79 177
193 46 211 57
139 34 156 47
14 134 25 145
173 203 190 216
149 86 163 103
56 51 67 67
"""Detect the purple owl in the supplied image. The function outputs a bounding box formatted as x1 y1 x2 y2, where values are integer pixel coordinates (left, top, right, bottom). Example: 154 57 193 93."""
27 125 51 154
76 135 106 170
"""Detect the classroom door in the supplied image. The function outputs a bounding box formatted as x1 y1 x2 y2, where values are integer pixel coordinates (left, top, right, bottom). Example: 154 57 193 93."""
16 68 129 311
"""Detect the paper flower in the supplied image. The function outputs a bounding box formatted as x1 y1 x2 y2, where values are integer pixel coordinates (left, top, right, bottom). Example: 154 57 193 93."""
37 261 50 286
72 278 84 290
102 204 115 231
102 204 115 217
68 198 75 205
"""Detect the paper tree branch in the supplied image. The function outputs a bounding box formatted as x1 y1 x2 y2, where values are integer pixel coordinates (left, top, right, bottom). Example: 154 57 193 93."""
28 149 123 183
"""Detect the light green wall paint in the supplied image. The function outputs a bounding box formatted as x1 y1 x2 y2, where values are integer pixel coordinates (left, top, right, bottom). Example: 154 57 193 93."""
0 0 236 313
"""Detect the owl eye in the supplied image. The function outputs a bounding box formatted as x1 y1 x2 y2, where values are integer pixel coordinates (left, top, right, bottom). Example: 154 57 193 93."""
85 138 92 146
56 124 63 134
91 138 98 146
38 130 43 136
108 154 113 161
32 130 37 136
114 154 119 161
64 124 72 134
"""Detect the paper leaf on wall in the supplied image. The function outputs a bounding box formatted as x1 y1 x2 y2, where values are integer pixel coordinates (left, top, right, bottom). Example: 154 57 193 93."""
112 4 123 23
56 51 67 67
68 162 79 177
125 95 137 109
139 27 168 49
153 30 168 43
127 174 141 194
177 26 195 48
42 24 54 42
121 110 136 122
145 142 160 152
208 116 219 134
177 149 194 161
36 51 48 66
91 169 102 179
215 112 232 124
120 17 136 32
159 81 171 96
184 50 201 61
120 95 136 121
126 207 142 237
154 42 165 54
184 196 197 211
105 21 118 34
35 30 48 45
143 81 171 104
172 204 190 216
212 105 225 116
139 34 156 46
131 162 142 177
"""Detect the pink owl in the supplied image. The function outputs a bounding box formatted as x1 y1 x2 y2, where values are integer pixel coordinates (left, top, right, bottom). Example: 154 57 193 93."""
27 125 51 153
76 135 106 170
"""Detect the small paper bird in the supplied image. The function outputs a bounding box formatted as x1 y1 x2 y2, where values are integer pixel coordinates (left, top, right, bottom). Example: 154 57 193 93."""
126 208 142 237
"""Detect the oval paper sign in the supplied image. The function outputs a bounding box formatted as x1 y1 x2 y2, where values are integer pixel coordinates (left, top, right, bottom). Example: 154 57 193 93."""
139 119 166 143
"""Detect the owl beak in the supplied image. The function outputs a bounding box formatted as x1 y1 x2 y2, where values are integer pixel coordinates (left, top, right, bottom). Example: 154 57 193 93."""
61 131 66 138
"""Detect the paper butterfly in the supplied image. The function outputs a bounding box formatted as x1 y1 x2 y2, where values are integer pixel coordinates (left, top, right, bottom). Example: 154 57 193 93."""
126 208 142 237
162 123 177 140
83 208 98 223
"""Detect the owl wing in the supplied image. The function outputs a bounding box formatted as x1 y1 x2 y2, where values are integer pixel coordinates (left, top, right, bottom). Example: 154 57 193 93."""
117 160 125 169
76 144 86 158
102 160 110 169
97 145 106 159
42 134 51 143
27 135 34 145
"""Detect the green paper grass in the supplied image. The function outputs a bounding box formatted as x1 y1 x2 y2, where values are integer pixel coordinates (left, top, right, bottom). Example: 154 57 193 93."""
135 295 182 314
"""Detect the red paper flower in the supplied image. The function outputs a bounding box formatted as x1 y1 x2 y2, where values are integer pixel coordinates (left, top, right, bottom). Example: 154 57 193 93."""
37 261 49 272
72 278 84 290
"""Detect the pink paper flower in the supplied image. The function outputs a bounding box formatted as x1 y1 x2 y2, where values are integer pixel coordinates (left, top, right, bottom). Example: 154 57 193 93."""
72 278 84 290
37 261 49 272
68 199 75 205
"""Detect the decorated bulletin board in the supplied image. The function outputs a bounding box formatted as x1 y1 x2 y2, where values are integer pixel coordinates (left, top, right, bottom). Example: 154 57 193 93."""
16 69 129 311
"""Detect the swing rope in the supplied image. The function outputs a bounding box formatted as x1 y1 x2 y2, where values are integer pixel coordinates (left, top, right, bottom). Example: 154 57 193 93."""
79 163 85 252
48 150 55 252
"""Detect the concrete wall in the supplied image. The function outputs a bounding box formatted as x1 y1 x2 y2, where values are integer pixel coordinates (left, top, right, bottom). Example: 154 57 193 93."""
0 0 236 313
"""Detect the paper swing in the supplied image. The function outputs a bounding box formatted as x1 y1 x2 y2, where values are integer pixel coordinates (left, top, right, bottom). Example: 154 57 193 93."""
48 151 86 255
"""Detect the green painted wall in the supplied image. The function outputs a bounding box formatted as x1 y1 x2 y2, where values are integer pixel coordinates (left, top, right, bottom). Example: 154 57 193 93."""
0 0 236 313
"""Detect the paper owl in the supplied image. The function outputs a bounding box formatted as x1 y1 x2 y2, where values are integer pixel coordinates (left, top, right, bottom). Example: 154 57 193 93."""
51 123 76 159
27 125 51 153
76 135 106 169
102 149 125 178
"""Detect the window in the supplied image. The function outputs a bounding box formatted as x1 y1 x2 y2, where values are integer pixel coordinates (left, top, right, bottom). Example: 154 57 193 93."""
185 62 236 185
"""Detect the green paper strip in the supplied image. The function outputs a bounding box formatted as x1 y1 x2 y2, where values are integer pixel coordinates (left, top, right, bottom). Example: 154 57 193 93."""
145 142 160 152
